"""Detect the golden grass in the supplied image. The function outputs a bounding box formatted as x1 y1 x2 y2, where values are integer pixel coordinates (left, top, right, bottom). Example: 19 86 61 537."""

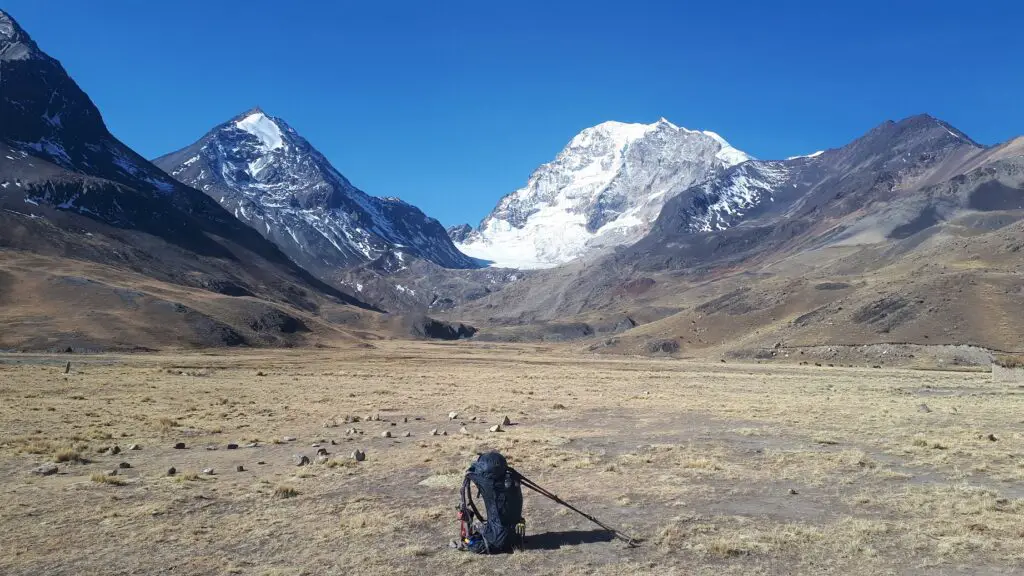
0 343 1020 575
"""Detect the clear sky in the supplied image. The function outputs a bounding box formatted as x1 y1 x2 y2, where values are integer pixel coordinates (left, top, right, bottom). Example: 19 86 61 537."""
4 0 1022 227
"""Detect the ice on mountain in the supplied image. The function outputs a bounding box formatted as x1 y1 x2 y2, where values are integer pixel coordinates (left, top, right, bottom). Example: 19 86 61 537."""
235 112 284 152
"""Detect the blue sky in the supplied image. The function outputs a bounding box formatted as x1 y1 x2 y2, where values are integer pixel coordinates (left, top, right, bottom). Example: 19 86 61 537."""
4 0 1022 227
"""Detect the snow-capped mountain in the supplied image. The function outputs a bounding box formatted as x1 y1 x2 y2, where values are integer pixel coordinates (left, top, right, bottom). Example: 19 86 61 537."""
453 118 750 268
154 110 479 278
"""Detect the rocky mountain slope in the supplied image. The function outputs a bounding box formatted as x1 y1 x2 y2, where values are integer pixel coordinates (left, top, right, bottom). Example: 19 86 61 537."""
453 118 750 268
153 110 479 280
0 10 396 350
454 115 1024 363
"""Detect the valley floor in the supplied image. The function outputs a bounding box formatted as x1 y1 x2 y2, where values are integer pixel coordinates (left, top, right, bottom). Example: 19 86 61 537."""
0 343 1021 575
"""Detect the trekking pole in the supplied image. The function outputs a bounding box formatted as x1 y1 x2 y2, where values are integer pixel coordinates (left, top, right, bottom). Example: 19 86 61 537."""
511 469 641 547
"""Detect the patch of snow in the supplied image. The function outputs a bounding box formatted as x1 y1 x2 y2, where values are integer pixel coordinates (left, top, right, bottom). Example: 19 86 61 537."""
235 112 284 152
786 150 824 160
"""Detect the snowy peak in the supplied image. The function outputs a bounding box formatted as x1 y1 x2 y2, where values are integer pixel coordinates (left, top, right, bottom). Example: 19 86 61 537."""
0 10 42 61
455 118 750 268
154 110 479 274
234 110 285 152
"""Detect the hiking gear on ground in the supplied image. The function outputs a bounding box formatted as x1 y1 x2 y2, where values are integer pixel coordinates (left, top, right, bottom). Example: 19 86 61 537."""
458 451 525 554
512 469 640 547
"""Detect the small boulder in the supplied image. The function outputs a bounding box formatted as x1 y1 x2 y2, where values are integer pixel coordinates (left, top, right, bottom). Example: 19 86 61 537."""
403 431 411 438
470 416 478 422
459 427 470 435
236 465 245 472
32 464 58 476
918 403 932 413
381 431 392 438
501 415 512 426
403 417 408 423
295 455 310 466
283 436 297 442
489 424 503 433
118 462 131 469
173 442 186 450
352 449 366 462
788 488 799 495
316 454 330 464
429 428 439 436
226 443 239 450
167 467 177 476
107 445 121 456
257 461 266 465
202 468 214 475
106 469 118 477
988 433 998 442
316 448 329 456
448 411 459 421
128 444 141 451
245 443 259 448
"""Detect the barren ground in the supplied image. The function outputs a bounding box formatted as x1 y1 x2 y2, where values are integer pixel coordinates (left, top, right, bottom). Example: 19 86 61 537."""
1 342 1022 575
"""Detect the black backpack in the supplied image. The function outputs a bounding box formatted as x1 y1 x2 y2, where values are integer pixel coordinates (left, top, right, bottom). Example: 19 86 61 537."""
458 451 525 554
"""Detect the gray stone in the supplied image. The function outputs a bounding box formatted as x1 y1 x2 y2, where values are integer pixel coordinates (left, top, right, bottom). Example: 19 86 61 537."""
448 411 459 421
118 462 131 469
501 415 512 426
352 449 366 462
381 431 392 438
283 436 297 442
316 454 330 464
236 465 245 472
403 431 411 437
106 469 118 476
295 455 310 466
489 424 503 433
459 427 469 435
316 448 329 456
32 464 58 476
226 443 239 450
918 403 932 413
173 442 186 450
202 468 214 475
128 444 141 451
429 428 439 436
107 445 121 455
167 467 176 476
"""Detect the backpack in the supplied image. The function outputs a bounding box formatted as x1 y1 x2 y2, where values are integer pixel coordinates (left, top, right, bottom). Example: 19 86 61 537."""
458 451 525 554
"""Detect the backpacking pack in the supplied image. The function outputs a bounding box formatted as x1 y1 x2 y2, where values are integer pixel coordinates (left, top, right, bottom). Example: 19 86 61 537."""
457 451 525 554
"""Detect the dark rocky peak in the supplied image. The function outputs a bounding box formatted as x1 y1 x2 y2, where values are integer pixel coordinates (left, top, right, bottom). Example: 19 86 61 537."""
447 223 473 243
829 114 983 175
0 9 42 61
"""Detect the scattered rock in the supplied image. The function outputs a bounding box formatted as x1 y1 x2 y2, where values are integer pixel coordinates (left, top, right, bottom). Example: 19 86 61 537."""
789 488 799 495
107 469 118 477
205 446 218 451
311 443 321 448
256 371 266 377
128 444 141 451
352 449 366 462
470 416 478 422
403 417 408 423
226 443 239 450
107 445 121 455
295 455 310 466
429 428 439 436
381 431 392 438
257 461 266 465
64 361 71 374
403 431 411 437
245 443 258 448
283 436 297 442
389 422 396 427
459 427 470 435
501 415 512 426
167 467 176 476
988 434 998 442
118 462 131 469
489 424 503 433
330 440 337 445
918 403 932 413
173 442 186 450
316 454 330 464
442 430 448 436
316 448 329 456
448 411 459 421
202 468 214 475
32 464 58 476
236 465 245 472
552 403 567 410
323 420 338 428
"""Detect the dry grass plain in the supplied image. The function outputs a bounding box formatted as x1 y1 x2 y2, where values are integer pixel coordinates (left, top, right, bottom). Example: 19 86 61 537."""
1 342 1022 575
